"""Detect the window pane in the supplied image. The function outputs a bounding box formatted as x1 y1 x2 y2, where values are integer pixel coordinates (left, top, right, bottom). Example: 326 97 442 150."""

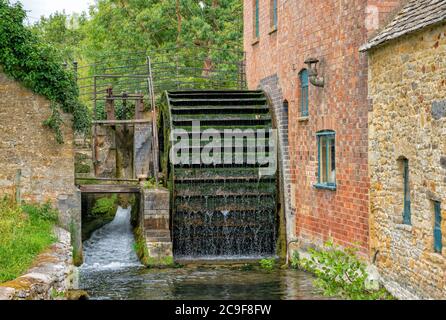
273 0 277 28
320 136 328 183
403 159 411 224
301 86 308 116
434 201 442 253
255 0 259 37
328 137 336 184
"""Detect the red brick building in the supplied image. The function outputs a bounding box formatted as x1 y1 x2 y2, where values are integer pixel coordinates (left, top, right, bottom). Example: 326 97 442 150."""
244 0 402 254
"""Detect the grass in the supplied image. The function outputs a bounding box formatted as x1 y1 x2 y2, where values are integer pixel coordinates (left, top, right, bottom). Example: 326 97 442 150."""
0 198 58 283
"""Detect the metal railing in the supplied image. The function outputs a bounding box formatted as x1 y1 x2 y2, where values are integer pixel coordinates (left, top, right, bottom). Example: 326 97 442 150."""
71 44 246 181
74 44 246 107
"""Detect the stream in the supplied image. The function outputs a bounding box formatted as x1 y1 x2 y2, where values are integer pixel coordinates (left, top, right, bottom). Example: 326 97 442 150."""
79 207 326 300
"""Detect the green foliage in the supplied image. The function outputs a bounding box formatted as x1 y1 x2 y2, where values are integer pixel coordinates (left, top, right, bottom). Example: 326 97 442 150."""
50 288 65 299
0 1 90 142
30 11 87 63
21 201 59 223
0 197 57 282
31 0 244 91
144 177 161 190
298 240 392 300
91 195 118 218
290 251 302 270
43 102 64 144
259 258 276 271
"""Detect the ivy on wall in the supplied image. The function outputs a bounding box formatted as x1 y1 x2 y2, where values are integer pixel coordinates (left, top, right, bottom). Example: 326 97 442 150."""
0 1 90 142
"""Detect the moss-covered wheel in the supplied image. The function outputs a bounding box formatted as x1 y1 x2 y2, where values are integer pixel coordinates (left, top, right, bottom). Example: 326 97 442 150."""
159 90 281 260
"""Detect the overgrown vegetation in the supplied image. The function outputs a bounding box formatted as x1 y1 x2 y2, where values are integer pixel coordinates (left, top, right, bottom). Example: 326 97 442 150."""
259 258 276 271
91 195 118 218
82 195 119 241
290 241 393 300
0 197 58 283
144 177 161 190
0 1 90 142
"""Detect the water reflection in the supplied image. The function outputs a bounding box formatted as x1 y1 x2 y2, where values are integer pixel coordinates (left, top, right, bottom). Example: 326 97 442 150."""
80 267 328 300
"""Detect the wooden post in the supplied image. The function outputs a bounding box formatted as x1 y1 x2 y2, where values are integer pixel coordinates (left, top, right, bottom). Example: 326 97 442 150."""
135 93 144 120
106 87 116 120
122 91 128 119
15 169 21 205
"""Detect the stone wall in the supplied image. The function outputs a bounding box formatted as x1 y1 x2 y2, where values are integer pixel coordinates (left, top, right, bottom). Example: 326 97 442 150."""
244 0 402 254
142 188 173 264
0 72 80 229
0 228 75 300
368 22 446 299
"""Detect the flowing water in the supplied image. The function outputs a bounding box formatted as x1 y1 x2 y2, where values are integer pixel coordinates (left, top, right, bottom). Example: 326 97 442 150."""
80 206 141 271
79 207 326 300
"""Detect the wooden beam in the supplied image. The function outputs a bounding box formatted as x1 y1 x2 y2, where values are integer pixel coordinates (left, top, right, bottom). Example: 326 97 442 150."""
79 184 141 194
92 119 152 126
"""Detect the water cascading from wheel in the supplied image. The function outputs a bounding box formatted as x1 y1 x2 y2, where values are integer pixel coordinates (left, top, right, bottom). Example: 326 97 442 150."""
159 90 279 260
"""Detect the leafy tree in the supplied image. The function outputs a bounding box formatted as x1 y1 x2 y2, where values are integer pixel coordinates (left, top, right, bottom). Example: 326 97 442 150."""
31 11 87 63
31 0 244 70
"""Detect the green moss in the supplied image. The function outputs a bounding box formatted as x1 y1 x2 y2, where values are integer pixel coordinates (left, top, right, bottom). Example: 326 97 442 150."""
145 255 175 268
133 226 177 268
276 199 287 263
75 163 91 174
133 226 150 266
70 220 83 267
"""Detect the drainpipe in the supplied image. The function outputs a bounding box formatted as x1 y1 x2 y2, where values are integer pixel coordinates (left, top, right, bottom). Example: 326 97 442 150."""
286 239 299 265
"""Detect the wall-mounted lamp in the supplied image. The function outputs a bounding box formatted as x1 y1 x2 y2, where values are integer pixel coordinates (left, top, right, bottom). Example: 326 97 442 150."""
304 57 325 87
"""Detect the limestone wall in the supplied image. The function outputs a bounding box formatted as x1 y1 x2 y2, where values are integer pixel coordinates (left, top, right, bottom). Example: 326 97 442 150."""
0 228 75 300
368 23 446 299
0 71 80 229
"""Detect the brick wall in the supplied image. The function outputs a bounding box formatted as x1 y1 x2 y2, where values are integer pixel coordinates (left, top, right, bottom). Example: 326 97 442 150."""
367 23 446 299
258 74 295 244
244 0 401 253
0 71 80 229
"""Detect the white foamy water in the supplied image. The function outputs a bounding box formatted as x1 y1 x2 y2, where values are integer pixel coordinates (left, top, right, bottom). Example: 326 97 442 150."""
80 206 141 271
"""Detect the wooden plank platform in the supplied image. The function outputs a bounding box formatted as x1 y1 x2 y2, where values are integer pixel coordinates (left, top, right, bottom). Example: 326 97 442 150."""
79 184 141 194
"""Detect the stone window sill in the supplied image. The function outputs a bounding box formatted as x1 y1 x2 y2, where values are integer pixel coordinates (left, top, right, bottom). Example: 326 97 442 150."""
252 38 259 46
314 183 337 191
298 116 309 122
395 223 413 232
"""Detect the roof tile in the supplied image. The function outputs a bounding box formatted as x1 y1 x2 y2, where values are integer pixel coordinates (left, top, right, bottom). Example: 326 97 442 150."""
361 0 446 51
